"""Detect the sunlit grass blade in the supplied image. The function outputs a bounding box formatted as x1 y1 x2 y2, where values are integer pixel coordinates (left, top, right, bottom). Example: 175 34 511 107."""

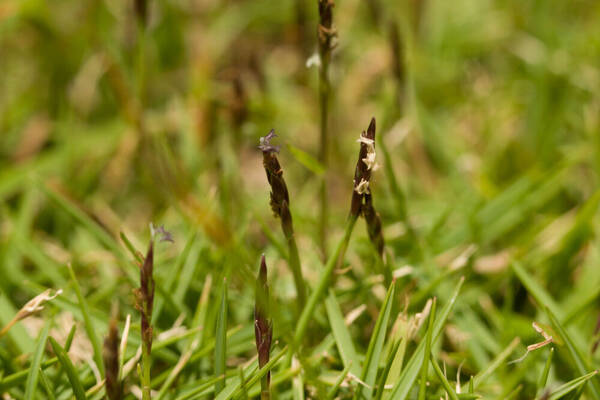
325 290 361 377
215 280 228 394
389 277 464 399
417 297 436 400
547 371 599 400
546 307 600 399
49 337 86 400
356 281 397 400
25 318 52 400
68 263 104 376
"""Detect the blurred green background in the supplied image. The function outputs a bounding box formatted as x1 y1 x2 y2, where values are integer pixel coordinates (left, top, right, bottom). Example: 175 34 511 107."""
3 0 600 398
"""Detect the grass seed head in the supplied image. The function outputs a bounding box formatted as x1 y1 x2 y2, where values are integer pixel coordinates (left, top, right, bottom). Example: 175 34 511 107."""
260 131 291 225
318 0 336 54
254 255 273 377
103 311 122 400
351 117 376 217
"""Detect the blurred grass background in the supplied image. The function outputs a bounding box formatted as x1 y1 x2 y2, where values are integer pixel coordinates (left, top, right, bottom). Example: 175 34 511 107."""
2 0 600 398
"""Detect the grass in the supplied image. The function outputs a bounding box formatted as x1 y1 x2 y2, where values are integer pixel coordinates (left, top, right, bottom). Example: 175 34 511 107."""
2 0 600 399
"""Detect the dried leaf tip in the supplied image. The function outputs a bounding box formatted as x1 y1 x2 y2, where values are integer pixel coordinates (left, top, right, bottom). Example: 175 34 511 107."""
0 289 62 338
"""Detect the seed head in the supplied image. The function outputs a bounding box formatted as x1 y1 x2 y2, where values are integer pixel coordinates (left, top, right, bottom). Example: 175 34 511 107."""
103 311 122 400
254 255 273 382
351 117 376 217
139 242 154 351
260 131 290 226
318 0 336 54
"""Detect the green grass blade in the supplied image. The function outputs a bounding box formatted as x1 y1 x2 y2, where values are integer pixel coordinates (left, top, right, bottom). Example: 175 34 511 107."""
325 290 361 377
24 318 52 400
326 362 353 400
537 347 554 393
357 281 397 400
389 277 464 400
215 281 228 394
471 338 520 390
49 337 86 400
546 307 600 399
287 144 325 175
430 354 459 400
374 340 401 400
292 357 305 400
294 216 358 347
417 298 436 400
511 261 561 318
67 263 104 376
38 368 57 400
215 346 289 400
548 371 599 400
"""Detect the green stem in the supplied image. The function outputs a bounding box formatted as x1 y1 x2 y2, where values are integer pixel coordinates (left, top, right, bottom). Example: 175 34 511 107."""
318 48 331 259
293 215 358 348
141 304 152 400
287 233 307 309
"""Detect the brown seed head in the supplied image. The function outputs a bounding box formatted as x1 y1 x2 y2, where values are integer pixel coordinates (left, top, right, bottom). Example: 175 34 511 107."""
103 313 122 400
351 117 376 217
139 241 154 352
134 0 148 27
260 131 290 222
318 0 336 54
255 255 273 382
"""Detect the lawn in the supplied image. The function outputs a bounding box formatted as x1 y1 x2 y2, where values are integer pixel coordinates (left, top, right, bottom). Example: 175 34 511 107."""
1 0 600 399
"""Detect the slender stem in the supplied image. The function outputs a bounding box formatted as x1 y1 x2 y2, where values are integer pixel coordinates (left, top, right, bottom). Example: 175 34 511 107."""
293 215 358 348
141 330 152 400
317 0 334 259
318 58 330 259
286 232 306 309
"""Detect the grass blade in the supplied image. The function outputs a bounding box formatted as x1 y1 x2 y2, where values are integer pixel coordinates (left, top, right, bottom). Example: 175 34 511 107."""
326 362 353 400
357 281 397 400
389 277 464 400
417 298 436 400
68 263 104 376
294 216 358 347
537 347 554 393
546 307 600 399
430 354 459 400
215 346 289 400
49 337 86 400
215 280 228 394
548 371 599 400
325 290 361 377
470 337 520 390
25 318 52 400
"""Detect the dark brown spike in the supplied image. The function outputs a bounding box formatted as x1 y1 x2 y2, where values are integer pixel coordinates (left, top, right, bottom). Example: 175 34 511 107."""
351 117 377 217
103 310 122 400
254 255 272 387
134 0 148 27
140 241 154 353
